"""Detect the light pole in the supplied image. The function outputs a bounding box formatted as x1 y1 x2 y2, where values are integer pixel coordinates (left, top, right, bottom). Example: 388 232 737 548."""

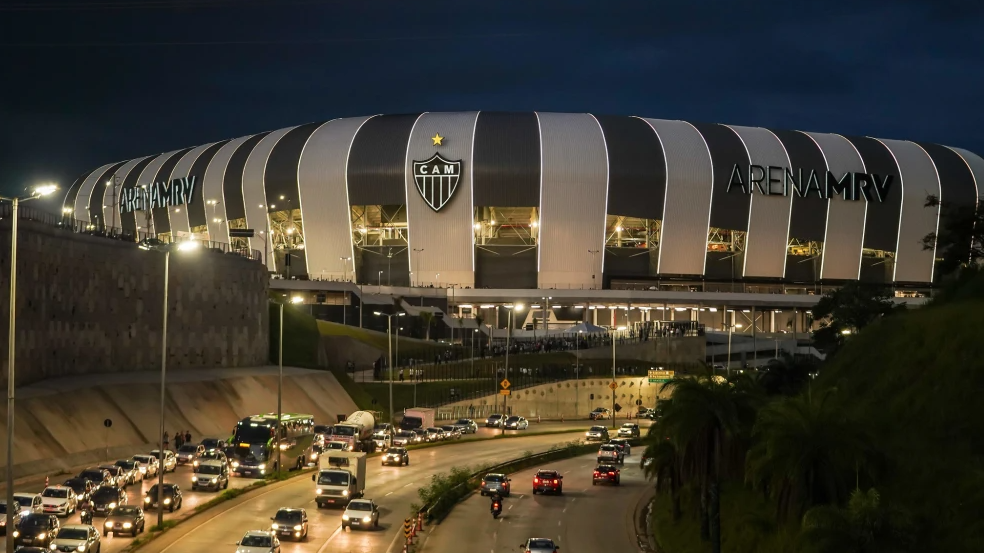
140 239 200 529
612 326 626 430
501 303 523 434
726 321 743 379
378 270 383 287
471 328 477 377
3 184 57 553
374 312 405 423
412 248 424 286
588 249 600 289
339 256 351 325
575 329 583 418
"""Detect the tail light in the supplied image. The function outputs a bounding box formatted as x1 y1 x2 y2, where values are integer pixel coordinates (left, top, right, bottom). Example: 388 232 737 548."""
534 477 540 484
553 480 558 484
593 471 600 476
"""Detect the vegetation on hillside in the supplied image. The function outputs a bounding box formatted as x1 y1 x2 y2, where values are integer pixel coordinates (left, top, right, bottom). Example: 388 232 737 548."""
644 268 984 552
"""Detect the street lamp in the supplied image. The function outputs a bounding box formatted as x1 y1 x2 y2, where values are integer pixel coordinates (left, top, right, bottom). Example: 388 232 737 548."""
726 321 743 379
374 312 405 423
612 326 626 429
138 239 199 529
575 329 583 417
378 270 383 287
501 303 523 434
3 183 57 553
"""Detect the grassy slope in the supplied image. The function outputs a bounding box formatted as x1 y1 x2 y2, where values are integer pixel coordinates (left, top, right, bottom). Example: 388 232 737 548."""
270 302 321 367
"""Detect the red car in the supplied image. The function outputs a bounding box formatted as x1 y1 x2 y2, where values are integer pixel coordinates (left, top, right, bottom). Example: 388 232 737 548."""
532 470 563 495
592 465 621 485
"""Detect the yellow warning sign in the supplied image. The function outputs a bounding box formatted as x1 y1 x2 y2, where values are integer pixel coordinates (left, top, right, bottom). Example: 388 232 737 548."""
403 518 413 537
609 381 618 390
500 378 511 389
499 389 511 396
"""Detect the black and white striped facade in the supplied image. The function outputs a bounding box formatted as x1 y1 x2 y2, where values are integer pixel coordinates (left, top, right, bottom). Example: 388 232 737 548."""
63 112 983 289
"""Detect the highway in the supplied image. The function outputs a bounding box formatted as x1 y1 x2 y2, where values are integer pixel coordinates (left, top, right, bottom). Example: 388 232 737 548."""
423 450 651 553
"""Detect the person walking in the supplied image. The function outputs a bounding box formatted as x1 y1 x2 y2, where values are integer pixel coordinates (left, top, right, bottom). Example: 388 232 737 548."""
185 430 192 444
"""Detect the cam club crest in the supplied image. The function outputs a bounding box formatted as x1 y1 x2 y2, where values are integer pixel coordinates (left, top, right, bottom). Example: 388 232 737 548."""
413 153 461 212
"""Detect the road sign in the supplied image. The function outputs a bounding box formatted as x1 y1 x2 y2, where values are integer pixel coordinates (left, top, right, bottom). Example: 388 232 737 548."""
104 418 112 428
229 228 255 238
609 381 618 390
500 378 511 390
403 518 413 537
648 369 675 383
499 389 511 396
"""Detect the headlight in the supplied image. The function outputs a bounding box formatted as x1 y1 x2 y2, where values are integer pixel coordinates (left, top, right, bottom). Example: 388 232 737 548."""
144 497 150 503
362 516 370 522
37 532 46 539
163 498 171 505
341 515 349 521
231 461 239 468
342 490 349 496
258 463 265 470
108 503 116 509
315 489 322 495
123 522 132 529
12 531 18 537
211 478 218 483
105 521 113 528
50 545 57 551
139 467 147 473
271 523 279 530
293 524 302 531
310 453 317 460
77 545 85 552
193 461 199 467
586 432 590 436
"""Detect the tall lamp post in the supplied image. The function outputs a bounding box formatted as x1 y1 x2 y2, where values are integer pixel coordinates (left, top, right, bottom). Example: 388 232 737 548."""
3 184 57 553
374 312 405 423
339 257 351 325
501 303 523 435
611 326 626 430
725 321 743 379
141 239 200 529
575 329 583 418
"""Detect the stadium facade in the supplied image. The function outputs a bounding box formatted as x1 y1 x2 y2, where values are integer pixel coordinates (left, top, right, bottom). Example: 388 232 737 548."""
63 112 983 293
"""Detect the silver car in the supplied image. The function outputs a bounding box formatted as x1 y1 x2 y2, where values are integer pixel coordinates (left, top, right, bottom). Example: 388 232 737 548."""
50 524 101 552
585 426 609 442
452 419 478 434
521 537 559 553
503 416 529 430
485 414 504 427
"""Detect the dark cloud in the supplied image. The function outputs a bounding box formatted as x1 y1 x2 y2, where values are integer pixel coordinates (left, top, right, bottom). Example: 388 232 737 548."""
0 0 981 200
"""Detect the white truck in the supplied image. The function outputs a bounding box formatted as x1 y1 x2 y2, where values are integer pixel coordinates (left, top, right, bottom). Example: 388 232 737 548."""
331 411 377 452
313 452 366 508
400 407 435 431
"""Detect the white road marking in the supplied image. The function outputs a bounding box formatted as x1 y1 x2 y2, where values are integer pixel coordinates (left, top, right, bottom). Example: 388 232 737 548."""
403 482 415 488
315 525 343 553
562 506 568 513
558 520 562 526
508 504 514 510
385 491 393 496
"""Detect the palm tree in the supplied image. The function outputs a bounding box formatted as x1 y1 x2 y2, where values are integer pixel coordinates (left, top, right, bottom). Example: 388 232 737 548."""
420 311 434 341
757 353 817 397
641 434 683 520
799 488 914 553
656 372 760 552
746 388 876 522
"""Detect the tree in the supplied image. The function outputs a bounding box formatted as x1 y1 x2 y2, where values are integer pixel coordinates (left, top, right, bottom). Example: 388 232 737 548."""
745 389 877 522
921 194 982 278
642 426 683 521
757 354 817 397
811 282 904 355
800 488 915 553
420 311 434 341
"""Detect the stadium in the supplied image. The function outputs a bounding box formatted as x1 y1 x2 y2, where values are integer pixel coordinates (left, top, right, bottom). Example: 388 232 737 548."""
60 112 983 337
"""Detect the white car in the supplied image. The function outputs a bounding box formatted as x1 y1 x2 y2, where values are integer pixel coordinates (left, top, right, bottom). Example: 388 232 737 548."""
522 537 560 553
132 454 159 478
150 449 177 472
236 530 281 553
341 499 379 531
41 485 78 516
50 524 101 552
12 492 43 515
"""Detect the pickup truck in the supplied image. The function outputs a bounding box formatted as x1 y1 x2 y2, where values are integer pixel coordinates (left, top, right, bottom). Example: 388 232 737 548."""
597 444 624 465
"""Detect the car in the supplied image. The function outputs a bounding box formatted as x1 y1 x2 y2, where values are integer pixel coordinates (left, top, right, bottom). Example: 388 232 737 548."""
12 493 43 515
175 444 205 465
131 454 160 478
98 465 127 487
324 441 348 451
13 513 59 548
77 467 114 489
193 449 228 469
639 408 658 420
597 443 625 465
103 505 145 537
617 422 640 438
452 419 478 434
585 426 610 442
593 464 621 485
11 548 46 553
115 459 143 484
40 486 77 517
236 530 281 553
589 407 612 420
0 500 23 535
313 424 333 438
485 414 504 427
199 437 224 452
521 537 560 553
503 416 529 430
144 483 183 512
381 447 410 466
49 524 101 552
440 425 462 439
609 438 631 456
269 507 308 541
61 479 95 504
391 430 415 447
89 486 126 517
192 459 230 491
423 428 442 442
410 428 427 443
150 450 177 472
480 473 511 497
531 470 563 495
341 499 379 530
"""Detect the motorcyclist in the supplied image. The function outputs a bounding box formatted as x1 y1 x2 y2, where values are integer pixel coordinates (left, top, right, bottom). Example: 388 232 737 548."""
490 491 503 515
79 498 93 525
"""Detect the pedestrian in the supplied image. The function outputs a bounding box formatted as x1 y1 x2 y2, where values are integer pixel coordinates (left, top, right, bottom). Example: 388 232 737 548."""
399 369 405 382
185 430 192 444
163 431 169 450
174 430 184 449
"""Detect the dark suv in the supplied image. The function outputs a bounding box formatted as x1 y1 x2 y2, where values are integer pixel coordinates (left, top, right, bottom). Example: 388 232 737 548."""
90 486 126 516
14 513 59 548
77 468 114 489
531 470 563 495
270 507 309 541
592 464 621 485
144 483 183 512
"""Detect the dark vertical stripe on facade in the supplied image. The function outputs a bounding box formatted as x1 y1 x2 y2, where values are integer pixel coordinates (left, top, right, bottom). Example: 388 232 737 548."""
265 122 324 212
118 156 156 235
917 142 979 273
472 112 541 207
87 160 129 224
347 114 421 206
150 147 195 235
223 133 272 221
62 169 94 214
187 140 231 229
770 130 829 242
691 123 749 231
843 136 902 252
594 115 665 219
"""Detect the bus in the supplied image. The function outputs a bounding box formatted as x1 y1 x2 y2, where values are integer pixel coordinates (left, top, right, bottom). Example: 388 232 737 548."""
227 413 316 477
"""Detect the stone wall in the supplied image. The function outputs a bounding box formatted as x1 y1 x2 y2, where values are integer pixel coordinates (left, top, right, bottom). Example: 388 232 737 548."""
0 219 269 386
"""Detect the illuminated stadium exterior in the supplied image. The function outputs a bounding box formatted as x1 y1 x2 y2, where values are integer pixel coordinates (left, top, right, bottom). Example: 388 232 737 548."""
63 112 983 299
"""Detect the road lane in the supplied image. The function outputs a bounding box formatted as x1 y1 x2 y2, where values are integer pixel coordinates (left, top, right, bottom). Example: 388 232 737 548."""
423 450 650 553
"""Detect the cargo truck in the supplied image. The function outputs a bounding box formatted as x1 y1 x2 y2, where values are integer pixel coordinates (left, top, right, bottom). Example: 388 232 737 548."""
399 407 435 431
331 411 378 452
313 452 366 508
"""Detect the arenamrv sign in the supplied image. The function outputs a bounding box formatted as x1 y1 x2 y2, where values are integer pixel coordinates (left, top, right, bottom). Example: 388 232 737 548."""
120 176 197 214
728 164 894 202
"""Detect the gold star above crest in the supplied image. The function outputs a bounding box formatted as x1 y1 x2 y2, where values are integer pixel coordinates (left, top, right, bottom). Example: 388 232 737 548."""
431 133 444 146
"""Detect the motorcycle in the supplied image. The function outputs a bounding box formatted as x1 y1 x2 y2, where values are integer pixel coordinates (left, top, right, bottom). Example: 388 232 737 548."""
491 500 502 519
80 509 93 525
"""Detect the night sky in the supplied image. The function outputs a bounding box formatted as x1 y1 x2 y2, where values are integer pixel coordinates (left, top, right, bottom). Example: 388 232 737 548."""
2 0 983 212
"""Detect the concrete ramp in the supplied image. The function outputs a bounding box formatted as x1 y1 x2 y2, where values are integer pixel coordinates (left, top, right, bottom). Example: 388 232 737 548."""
0 367 357 482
